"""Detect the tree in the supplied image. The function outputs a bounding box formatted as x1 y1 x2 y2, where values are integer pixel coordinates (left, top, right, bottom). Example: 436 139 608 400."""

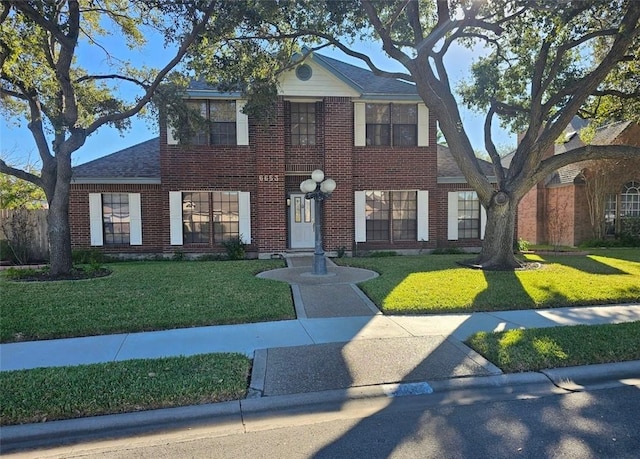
291 0 640 268
0 1 292 276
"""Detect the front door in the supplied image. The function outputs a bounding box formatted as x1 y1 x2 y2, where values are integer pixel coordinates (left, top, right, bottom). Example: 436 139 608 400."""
289 193 315 248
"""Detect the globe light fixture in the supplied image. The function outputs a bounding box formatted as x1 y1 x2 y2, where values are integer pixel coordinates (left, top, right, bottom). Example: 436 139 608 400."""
299 169 336 275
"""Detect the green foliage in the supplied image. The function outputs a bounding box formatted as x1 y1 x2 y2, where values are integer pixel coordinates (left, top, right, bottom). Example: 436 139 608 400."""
368 251 398 257
336 246 347 258
72 248 109 265
431 247 465 255
620 217 640 244
0 353 250 425
517 238 531 252
0 171 46 209
172 250 185 261
222 237 246 260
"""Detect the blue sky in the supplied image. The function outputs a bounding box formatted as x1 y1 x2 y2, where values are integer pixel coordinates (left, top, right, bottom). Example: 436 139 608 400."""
1 33 514 169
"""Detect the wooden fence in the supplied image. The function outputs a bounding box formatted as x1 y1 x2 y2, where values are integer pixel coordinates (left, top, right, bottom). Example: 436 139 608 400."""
0 209 49 262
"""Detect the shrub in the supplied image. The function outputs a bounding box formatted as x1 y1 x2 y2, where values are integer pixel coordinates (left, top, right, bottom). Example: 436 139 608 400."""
72 248 108 264
517 238 531 252
336 246 347 258
222 237 246 260
368 251 398 257
432 247 465 255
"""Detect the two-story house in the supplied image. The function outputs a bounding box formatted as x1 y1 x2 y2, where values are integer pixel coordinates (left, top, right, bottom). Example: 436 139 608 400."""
70 51 492 258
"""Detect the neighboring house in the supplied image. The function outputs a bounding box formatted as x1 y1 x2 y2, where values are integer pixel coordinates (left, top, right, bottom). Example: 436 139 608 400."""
70 51 495 258
514 120 640 246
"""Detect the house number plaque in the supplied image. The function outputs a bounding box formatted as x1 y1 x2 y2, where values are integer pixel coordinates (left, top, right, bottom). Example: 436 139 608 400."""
258 175 280 182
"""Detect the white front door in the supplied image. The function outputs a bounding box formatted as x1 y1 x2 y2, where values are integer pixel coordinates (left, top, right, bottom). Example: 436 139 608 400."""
290 193 315 248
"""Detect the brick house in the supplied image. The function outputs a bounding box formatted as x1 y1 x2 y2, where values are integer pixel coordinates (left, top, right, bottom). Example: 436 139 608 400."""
70 51 495 258
514 120 640 247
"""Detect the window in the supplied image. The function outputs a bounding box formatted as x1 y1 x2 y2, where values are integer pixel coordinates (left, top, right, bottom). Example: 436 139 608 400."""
365 104 417 146
366 191 417 241
458 191 480 239
291 103 316 146
186 100 237 145
621 181 640 217
102 193 130 245
182 191 239 244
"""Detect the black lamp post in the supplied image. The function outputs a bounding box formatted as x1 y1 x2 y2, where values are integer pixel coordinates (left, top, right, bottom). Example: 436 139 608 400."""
300 169 336 275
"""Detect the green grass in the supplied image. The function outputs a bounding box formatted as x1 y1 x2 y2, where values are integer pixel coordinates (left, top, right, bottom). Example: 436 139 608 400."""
0 260 293 343
466 321 640 373
337 249 640 314
0 353 250 426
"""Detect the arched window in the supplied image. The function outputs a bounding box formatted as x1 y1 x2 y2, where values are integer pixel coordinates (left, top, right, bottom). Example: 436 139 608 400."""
621 181 640 217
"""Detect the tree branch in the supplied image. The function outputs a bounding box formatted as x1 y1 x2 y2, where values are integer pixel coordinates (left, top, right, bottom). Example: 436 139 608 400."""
484 103 506 186
75 74 150 89
531 145 640 187
85 1 219 136
0 159 43 188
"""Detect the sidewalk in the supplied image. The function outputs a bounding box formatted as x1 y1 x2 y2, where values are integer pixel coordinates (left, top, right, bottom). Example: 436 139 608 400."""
2 256 640 453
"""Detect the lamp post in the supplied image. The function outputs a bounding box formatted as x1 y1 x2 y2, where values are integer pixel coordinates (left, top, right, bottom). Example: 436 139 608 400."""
300 169 336 275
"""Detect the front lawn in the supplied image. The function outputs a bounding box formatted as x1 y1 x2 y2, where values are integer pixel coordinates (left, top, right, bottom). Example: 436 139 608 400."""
0 260 293 343
337 249 640 314
466 321 640 373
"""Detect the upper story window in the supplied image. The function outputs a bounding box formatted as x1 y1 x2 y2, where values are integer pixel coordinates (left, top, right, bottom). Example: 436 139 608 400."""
290 102 316 146
186 100 237 145
621 181 640 217
366 103 417 146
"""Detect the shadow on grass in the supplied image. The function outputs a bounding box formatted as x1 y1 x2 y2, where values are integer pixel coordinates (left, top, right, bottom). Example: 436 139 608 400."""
535 254 629 275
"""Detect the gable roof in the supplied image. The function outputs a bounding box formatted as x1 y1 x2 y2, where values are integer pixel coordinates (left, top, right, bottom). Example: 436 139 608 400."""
187 50 420 100
71 138 160 184
310 52 418 98
548 121 634 186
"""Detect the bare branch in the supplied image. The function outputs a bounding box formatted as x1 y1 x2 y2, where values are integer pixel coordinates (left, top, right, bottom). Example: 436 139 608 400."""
531 145 640 186
75 74 150 89
85 1 219 135
484 103 506 185
0 159 43 188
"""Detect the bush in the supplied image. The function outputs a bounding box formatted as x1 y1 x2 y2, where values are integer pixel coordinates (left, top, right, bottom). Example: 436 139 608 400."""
72 248 109 264
222 237 246 260
368 251 398 257
432 247 465 255
516 238 531 252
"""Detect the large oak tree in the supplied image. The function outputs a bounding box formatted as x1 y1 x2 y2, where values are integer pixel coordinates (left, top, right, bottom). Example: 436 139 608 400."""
0 0 292 276
292 0 640 268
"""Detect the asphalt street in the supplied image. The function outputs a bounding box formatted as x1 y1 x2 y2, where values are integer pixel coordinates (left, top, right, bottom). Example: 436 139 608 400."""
9 384 640 458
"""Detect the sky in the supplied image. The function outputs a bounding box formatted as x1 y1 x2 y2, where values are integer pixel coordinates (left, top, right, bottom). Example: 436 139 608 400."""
0 29 515 170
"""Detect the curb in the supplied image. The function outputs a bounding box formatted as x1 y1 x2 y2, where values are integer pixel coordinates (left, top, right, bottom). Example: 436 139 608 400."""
2 362 638 454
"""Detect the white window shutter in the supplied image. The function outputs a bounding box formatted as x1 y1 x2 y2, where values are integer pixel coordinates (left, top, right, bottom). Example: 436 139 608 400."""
167 122 178 145
236 100 249 146
169 191 183 245
417 190 429 241
129 193 142 245
354 102 366 147
89 193 103 246
447 192 459 241
480 204 487 240
418 104 429 147
354 191 366 242
239 191 251 244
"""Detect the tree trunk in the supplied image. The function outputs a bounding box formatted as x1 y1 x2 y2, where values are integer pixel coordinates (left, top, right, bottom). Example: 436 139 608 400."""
466 192 522 270
47 152 74 277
